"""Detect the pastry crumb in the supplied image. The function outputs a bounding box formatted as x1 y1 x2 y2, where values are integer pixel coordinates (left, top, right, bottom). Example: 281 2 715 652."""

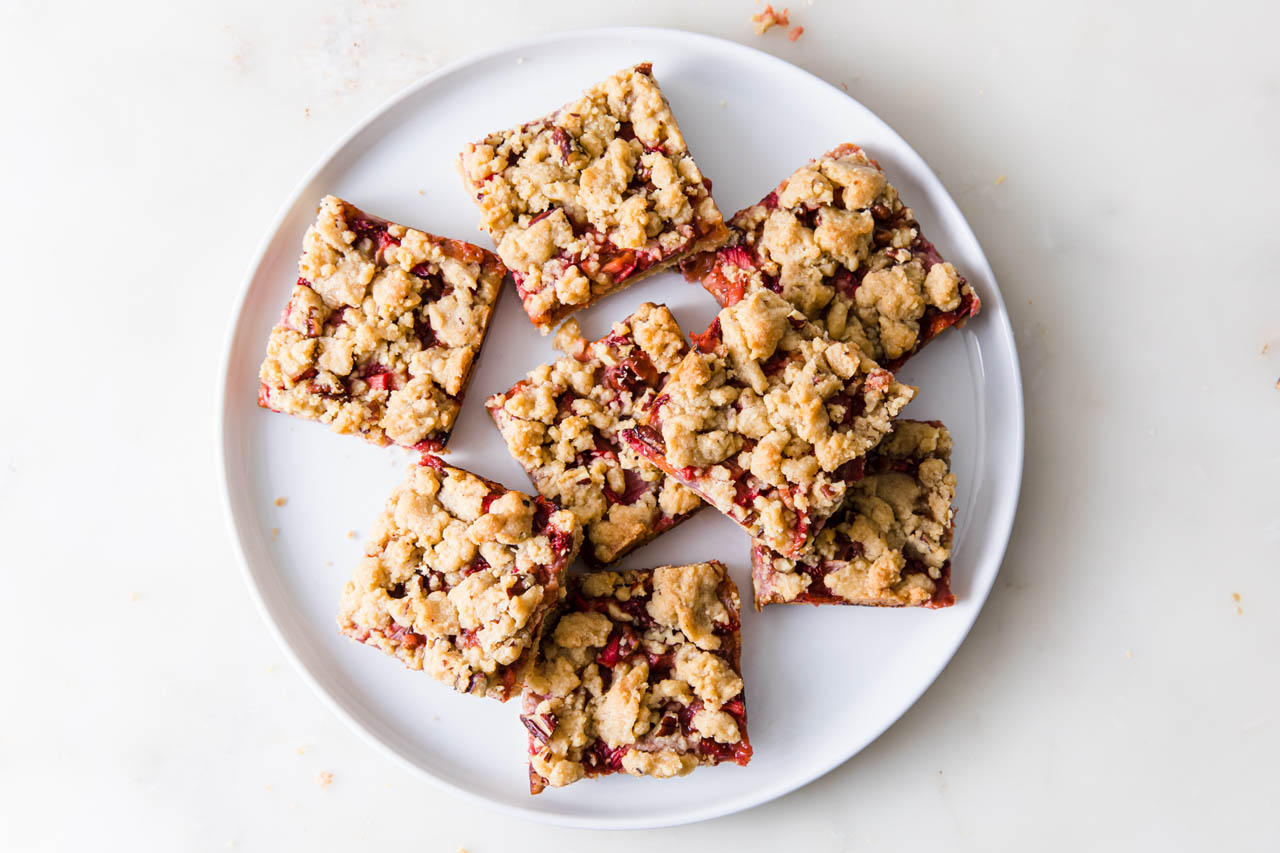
274 496 288 507
751 4 789 34
318 771 333 790
788 25 804 41
271 527 279 539
266 664 275 673
129 592 138 603
995 175 1006 186
1125 650 1133 659
345 530 356 539
297 746 305 755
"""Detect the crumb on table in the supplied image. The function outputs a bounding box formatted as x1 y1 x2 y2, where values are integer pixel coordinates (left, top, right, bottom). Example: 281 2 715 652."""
318 771 333 790
751 4 789 34
788 25 804 41
995 174 1007 186
274 496 288 507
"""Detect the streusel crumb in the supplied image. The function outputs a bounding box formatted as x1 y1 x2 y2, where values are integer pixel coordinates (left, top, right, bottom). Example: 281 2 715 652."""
624 289 915 557
681 144 979 369
487 303 703 566
522 562 750 793
337 456 581 701
751 419 957 608
459 64 727 332
258 196 507 449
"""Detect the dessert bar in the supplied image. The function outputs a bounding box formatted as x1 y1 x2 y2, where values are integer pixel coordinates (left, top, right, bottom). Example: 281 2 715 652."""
521 562 751 793
623 289 916 558
681 143 979 370
487 303 703 566
258 195 506 449
751 420 957 608
459 63 727 332
338 456 581 700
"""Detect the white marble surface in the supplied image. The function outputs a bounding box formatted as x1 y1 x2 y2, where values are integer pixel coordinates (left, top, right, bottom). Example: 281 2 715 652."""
2 1 1277 849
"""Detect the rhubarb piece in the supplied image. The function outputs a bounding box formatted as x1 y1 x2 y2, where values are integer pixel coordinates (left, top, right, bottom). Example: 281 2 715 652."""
487 303 703 566
337 456 581 701
521 562 750 793
680 144 980 370
751 420 957 609
622 289 916 558
458 63 728 332
258 195 506 450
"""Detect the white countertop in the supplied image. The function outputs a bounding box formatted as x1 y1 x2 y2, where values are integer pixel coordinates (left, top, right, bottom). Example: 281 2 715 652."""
3 1 1277 849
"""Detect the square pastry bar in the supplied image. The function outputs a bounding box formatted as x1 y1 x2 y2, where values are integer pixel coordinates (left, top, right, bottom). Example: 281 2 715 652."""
458 63 728 332
681 143 979 370
521 561 751 793
258 195 506 450
487 302 703 567
623 289 916 558
338 456 581 701
752 419 957 609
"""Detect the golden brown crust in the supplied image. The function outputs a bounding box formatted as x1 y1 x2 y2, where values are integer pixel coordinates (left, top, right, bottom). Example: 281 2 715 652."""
458 64 727 332
751 420 957 608
337 457 581 701
258 196 506 449
522 562 750 793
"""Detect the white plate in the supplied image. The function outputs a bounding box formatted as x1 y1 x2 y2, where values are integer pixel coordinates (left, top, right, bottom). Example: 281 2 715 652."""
218 27 1023 829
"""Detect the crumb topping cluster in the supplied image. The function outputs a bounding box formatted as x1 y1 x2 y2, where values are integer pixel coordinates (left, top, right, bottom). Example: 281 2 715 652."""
625 289 915 557
338 458 581 700
521 562 750 792
259 195 506 448
682 143 979 369
487 303 703 565
459 64 727 330
752 420 957 607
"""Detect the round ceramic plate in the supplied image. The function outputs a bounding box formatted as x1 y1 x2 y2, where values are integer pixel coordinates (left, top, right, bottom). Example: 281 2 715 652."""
218 27 1023 829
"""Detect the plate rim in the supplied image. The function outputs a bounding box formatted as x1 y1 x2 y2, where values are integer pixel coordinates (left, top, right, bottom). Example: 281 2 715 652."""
216 24 1025 829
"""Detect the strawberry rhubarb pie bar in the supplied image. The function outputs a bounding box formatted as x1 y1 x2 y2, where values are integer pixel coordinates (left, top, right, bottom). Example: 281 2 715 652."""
487 303 703 567
458 63 728 332
521 562 751 793
752 420 958 609
681 143 979 370
623 289 916 558
338 456 581 700
258 195 507 450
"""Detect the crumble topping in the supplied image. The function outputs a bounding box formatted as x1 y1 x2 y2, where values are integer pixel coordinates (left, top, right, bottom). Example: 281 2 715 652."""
487 303 703 566
258 196 506 449
751 420 957 608
337 457 581 700
459 64 727 331
624 289 916 557
521 563 751 793
681 144 980 369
